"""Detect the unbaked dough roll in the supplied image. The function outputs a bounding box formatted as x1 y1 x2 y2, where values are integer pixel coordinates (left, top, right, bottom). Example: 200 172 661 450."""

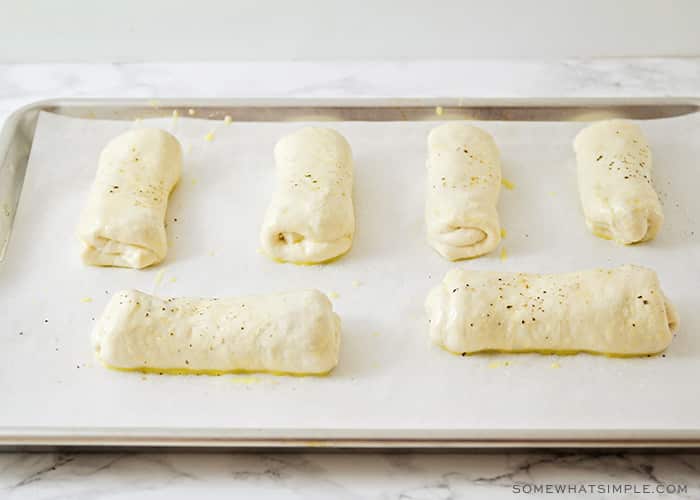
78 128 182 268
426 265 678 356
574 120 663 244
260 127 354 264
93 289 341 375
426 123 501 260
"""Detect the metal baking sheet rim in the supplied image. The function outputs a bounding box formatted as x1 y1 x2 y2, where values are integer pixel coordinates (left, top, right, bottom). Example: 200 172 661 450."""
3 428 700 449
2 97 699 450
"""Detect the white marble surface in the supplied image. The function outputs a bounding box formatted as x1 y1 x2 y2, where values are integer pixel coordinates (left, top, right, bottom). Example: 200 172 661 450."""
1 59 700 498
1 451 699 499
0 452 700 500
1 58 700 123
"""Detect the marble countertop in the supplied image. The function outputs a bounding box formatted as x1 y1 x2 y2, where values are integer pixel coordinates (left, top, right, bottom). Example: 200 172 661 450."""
2 451 699 499
1 59 699 499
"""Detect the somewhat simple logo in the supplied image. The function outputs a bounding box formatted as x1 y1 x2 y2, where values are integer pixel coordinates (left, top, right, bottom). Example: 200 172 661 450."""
512 483 688 495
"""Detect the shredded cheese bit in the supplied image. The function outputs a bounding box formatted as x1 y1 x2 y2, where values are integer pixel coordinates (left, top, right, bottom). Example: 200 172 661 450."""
204 131 215 142
500 228 507 238
351 280 362 288
148 99 160 108
551 362 561 369
488 360 512 369
191 178 198 186
328 291 340 299
81 297 93 303
169 277 177 283
500 246 508 261
501 178 515 190
372 332 380 337
435 106 444 116
172 110 179 119
154 269 165 286
231 376 260 385
188 108 196 116
549 191 557 197
224 115 233 125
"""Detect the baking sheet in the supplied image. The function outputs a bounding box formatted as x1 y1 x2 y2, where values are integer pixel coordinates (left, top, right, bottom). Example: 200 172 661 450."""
1 109 699 436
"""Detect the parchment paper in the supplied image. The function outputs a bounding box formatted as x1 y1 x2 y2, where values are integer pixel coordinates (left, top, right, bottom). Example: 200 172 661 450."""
1 110 698 432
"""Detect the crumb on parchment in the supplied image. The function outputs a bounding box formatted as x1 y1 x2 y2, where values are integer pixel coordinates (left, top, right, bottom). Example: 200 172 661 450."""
154 269 165 286
488 360 512 368
231 376 260 385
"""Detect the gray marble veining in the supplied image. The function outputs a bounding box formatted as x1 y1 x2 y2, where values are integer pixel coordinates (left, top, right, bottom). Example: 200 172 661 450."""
1 451 699 499
1 59 699 499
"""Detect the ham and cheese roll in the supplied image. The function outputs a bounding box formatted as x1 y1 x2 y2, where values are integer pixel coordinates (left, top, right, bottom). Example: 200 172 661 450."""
426 265 678 356
574 120 663 244
93 289 341 375
426 123 502 260
78 128 182 269
260 127 354 264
